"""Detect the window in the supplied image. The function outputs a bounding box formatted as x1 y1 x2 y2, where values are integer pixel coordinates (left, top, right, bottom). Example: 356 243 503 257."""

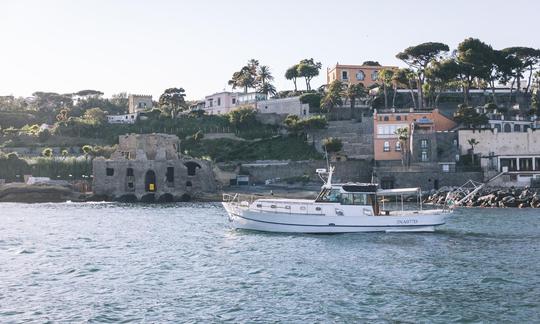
499 158 515 171
186 181 192 187
519 158 533 171
371 70 378 81
395 141 401 151
514 124 521 132
535 157 540 171
232 98 236 104
315 189 341 203
341 71 348 80
377 124 402 136
126 168 134 177
106 168 114 176
420 139 428 149
421 151 428 162
217 98 221 106
396 115 401 121
127 182 134 189
453 139 458 146
504 123 511 132
340 193 368 205
383 141 390 152
442 164 450 172
494 124 501 132
356 71 365 81
383 116 389 121
303 109 307 115
185 161 201 176
166 167 174 183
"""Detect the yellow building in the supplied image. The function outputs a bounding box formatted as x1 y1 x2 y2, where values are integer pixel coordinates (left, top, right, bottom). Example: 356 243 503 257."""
326 63 398 88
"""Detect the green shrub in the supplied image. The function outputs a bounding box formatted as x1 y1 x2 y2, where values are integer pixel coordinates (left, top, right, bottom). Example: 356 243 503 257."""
322 137 343 153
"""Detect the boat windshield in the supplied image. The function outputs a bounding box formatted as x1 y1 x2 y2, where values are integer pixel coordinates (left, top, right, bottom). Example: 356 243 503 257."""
316 189 373 206
315 189 341 203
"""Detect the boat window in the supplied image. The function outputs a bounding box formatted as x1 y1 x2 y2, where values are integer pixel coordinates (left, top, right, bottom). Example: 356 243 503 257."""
315 189 341 203
340 193 368 205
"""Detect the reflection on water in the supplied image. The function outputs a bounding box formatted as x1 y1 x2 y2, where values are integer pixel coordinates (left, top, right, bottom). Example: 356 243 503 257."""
0 203 539 322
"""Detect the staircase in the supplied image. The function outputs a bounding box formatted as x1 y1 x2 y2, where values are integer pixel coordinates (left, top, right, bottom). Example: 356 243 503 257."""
308 119 374 160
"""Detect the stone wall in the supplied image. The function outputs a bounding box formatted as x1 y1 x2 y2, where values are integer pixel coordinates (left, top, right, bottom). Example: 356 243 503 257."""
93 158 216 201
256 97 309 117
240 160 373 184
374 169 483 191
308 119 374 159
458 128 540 156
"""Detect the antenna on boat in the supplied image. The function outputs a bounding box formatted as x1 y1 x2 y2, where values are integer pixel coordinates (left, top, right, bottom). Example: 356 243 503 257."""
324 146 330 171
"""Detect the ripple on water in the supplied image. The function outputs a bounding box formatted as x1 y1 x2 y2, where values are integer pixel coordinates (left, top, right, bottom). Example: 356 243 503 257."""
0 203 539 323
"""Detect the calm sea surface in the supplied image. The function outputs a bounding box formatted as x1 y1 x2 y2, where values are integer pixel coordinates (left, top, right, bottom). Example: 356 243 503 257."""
0 203 539 323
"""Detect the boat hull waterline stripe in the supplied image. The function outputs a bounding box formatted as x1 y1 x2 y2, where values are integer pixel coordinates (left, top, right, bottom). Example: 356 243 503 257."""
231 213 445 228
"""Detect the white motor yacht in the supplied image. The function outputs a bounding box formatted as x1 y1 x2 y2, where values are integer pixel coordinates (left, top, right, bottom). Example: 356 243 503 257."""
222 167 451 233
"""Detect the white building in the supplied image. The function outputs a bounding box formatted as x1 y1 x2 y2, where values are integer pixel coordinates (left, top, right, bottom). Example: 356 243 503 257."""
256 96 310 118
203 92 239 115
107 112 139 124
458 128 540 186
201 92 267 115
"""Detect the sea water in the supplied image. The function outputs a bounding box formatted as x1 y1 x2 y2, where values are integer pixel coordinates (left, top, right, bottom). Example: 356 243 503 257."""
0 203 539 323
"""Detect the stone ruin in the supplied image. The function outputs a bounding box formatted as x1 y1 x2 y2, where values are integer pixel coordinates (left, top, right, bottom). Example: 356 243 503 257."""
92 133 216 202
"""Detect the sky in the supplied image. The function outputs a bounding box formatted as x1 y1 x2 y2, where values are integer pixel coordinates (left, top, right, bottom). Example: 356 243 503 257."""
1 0 539 101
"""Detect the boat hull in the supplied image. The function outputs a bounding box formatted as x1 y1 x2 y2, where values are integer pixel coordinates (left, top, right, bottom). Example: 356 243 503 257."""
223 203 448 233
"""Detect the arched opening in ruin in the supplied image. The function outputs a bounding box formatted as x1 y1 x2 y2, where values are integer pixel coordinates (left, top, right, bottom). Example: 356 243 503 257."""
179 193 191 202
158 193 174 203
117 194 138 203
125 167 135 191
140 193 155 203
186 180 192 188
184 161 201 176
145 170 156 192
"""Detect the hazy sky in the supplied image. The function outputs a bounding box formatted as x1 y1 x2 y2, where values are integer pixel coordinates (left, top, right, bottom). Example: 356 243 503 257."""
1 0 539 100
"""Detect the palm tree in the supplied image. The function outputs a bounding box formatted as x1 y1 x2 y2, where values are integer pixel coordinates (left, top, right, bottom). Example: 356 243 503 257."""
257 65 274 85
395 127 409 167
467 138 479 165
321 80 344 112
257 83 277 97
379 69 394 109
228 66 256 93
256 66 276 96
346 84 367 121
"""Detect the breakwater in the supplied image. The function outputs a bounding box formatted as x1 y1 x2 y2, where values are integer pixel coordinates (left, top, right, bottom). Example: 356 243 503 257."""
425 187 540 208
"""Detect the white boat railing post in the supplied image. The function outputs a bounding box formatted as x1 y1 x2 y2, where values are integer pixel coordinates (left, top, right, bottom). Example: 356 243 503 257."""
419 189 423 211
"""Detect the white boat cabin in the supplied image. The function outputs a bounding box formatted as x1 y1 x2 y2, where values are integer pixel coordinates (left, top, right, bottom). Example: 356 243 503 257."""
248 183 423 217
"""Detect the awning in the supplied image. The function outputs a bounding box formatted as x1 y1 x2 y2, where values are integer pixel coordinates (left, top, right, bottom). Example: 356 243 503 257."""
377 188 420 196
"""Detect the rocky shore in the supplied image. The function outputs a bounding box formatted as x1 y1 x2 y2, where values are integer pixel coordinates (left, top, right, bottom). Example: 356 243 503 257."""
0 183 319 204
425 187 540 208
0 183 88 203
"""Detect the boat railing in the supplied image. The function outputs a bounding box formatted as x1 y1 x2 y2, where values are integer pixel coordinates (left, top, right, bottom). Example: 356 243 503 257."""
222 193 257 205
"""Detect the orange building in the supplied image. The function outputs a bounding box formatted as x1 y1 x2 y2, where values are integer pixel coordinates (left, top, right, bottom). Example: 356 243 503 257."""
373 109 457 161
326 63 398 88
